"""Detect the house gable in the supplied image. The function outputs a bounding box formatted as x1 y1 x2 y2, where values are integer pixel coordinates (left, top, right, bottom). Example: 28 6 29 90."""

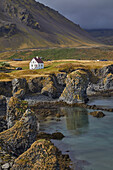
29 57 44 70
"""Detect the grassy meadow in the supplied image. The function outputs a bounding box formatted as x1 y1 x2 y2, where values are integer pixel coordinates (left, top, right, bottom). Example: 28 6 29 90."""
0 46 113 61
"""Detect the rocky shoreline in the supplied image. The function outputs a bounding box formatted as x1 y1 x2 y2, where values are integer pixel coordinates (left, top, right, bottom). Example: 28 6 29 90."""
1 64 113 169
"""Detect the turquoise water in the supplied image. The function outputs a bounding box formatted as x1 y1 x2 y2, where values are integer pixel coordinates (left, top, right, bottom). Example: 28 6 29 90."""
40 98 113 170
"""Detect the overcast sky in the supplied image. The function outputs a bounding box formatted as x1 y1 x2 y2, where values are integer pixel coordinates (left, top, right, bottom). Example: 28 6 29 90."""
36 0 113 29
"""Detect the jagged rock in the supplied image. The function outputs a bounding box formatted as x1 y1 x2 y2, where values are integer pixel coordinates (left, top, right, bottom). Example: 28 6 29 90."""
60 70 89 104
0 109 38 156
89 111 105 118
12 139 71 170
6 97 28 128
99 64 113 77
12 78 27 99
0 81 12 97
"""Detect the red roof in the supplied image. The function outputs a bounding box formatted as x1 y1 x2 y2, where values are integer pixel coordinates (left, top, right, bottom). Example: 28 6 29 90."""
34 57 43 63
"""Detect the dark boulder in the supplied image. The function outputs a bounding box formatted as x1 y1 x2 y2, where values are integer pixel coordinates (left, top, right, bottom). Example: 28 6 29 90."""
89 111 105 118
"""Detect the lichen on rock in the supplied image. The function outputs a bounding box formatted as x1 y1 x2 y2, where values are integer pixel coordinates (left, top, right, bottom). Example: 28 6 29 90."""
0 109 38 156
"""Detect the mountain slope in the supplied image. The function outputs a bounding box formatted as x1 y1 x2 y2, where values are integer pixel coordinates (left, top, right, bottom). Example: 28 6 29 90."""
0 0 99 51
86 29 113 45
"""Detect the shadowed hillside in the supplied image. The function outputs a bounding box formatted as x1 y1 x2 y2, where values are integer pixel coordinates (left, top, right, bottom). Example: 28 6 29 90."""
0 0 100 51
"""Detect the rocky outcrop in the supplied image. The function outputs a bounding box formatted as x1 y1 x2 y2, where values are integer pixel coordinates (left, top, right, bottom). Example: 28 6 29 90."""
4 1 40 30
6 97 28 128
60 70 89 104
89 111 105 118
12 78 28 99
0 81 12 97
0 23 18 37
12 139 71 170
0 109 38 156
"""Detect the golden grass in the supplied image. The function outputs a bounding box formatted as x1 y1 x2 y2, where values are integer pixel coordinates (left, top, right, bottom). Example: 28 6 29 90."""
0 59 113 81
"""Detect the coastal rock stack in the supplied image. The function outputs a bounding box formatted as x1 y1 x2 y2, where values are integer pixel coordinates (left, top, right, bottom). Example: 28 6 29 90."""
60 70 89 104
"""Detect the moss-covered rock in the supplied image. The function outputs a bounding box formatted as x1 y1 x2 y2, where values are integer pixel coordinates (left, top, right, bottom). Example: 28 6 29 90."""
0 109 38 156
6 97 28 128
60 70 89 104
12 139 71 170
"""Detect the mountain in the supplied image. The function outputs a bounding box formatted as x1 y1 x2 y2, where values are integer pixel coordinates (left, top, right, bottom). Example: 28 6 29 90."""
86 29 113 45
0 0 99 51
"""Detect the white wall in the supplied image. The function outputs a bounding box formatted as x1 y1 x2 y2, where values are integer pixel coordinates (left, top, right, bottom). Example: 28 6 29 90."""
29 59 44 70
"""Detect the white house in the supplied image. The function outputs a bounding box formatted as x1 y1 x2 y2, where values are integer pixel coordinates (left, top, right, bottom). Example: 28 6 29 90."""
29 56 44 70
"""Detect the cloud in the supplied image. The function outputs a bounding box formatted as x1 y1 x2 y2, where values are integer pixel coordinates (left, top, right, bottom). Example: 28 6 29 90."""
36 0 113 29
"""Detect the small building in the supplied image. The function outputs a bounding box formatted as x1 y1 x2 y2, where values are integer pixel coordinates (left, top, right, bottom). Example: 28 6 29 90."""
13 59 23 61
29 56 44 70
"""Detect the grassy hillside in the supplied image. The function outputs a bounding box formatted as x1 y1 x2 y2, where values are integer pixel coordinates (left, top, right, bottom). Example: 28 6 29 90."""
0 0 100 51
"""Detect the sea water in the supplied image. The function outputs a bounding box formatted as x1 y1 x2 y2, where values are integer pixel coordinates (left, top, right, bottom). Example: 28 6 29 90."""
40 97 113 170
